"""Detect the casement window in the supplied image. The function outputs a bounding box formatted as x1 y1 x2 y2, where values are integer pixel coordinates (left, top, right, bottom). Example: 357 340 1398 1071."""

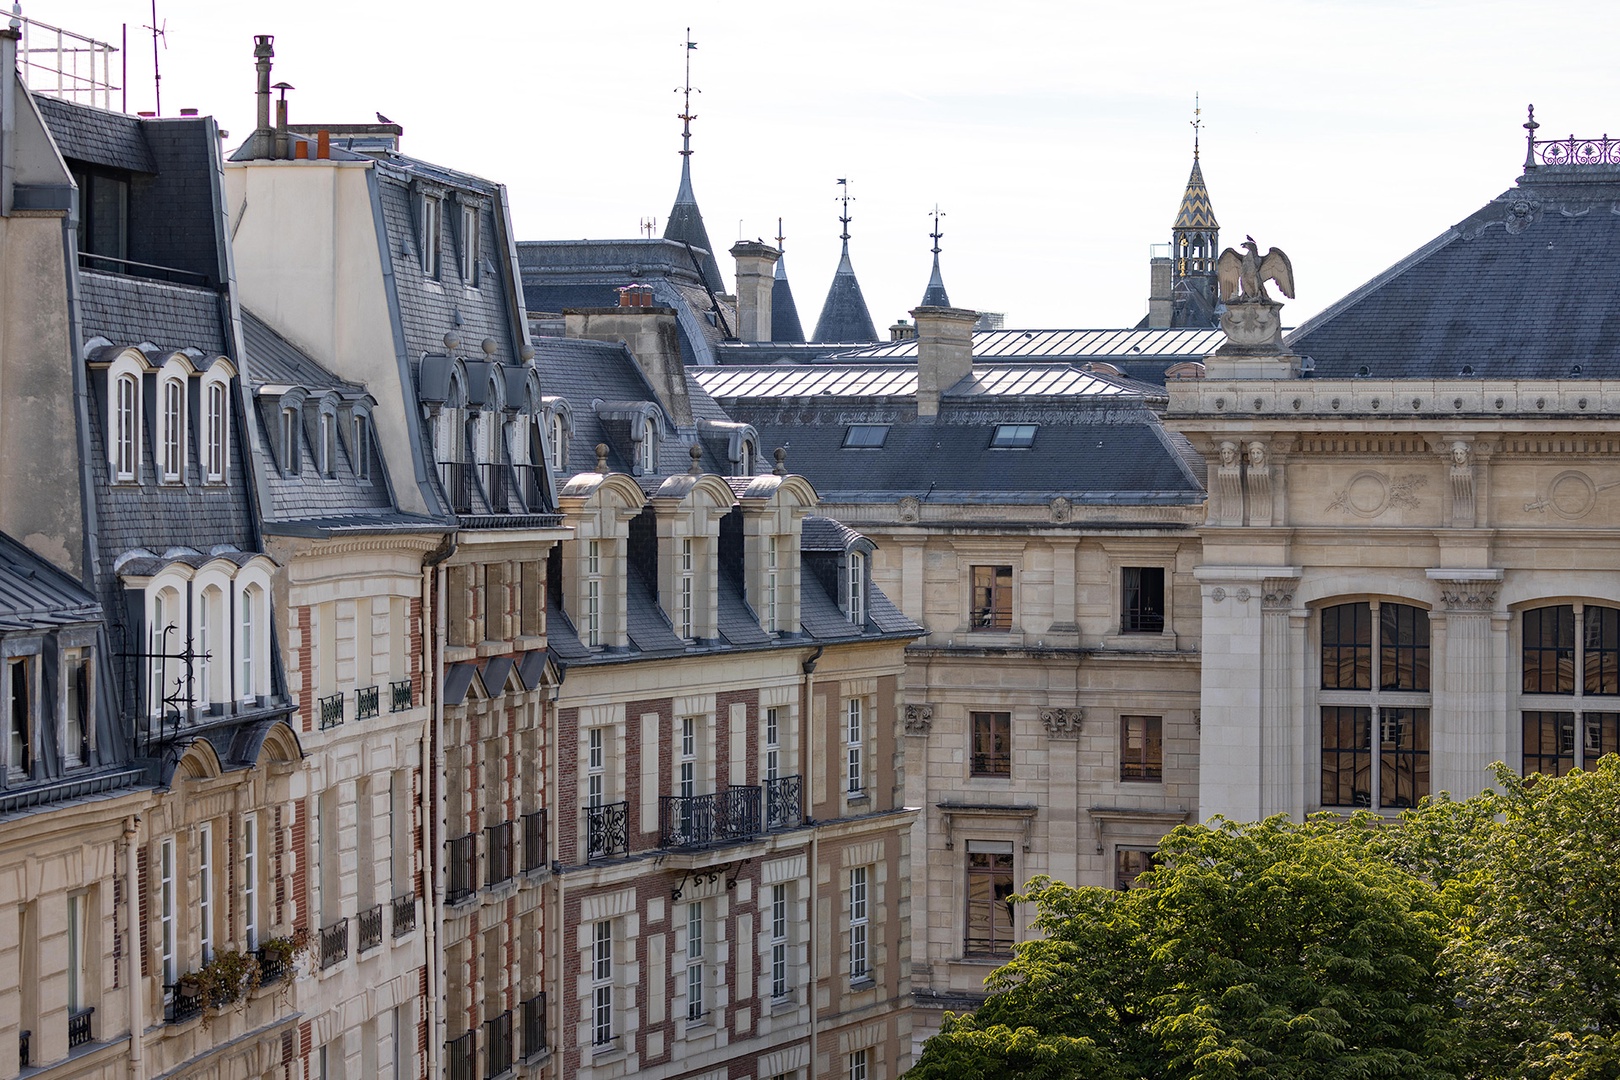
585 540 602 648
678 539 695 640
675 715 699 842
421 194 441 279
460 204 479 285
850 1050 869 1080
846 699 864 795
1122 566 1166 633
738 439 754 477
197 586 222 708
685 900 706 1023
280 407 300 474
1521 604 1620 778
846 552 866 626
970 711 1011 777
849 865 869 981
318 411 337 478
770 882 790 1000
6 656 32 779
240 584 262 703
159 376 185 482
639 417 657 474
148 587 180 720
1319 601 1431 809
243 815 259 950
764 707 780 782
114 373 139 480
204 378 228 481
965 845 1015 955
1120 715 1163 782
587 728 606 809
67 891 89 1015
971 565 1013 631
765 537 780 632
352 413 371 482
198 823 215 962
159 838 176 984
550 413 567 472
592 921 614 1045
63 646 91 767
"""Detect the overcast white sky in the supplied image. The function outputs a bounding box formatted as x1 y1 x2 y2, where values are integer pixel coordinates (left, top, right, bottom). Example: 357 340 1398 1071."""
32 0 1620 330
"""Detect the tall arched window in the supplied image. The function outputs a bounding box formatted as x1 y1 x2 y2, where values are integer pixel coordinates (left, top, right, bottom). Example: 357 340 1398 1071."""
159 376 184 481
114 373 139 480
640 417 656 474
204 379 228 481
1319 601 1431 809
551 413 567 472
149 587 182 719
198 585 225 706
1521 604 1620 778
738 440 754 478
239 585 260 704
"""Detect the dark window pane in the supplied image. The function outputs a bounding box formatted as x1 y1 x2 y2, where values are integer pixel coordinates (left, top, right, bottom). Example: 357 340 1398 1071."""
1584 712 1620 766
970 711 1011 776
1321 603 1371 690
1379 708 1429 808
1120 715 1162 782
1380 604 1430 691
965 851 1016 954
1115 848 1158 890
971 566 1013 631
1585 607 1620 696
1320 706 1371 807
1522 710 1576 779
1523 606 1576 694
1122 567 1165 634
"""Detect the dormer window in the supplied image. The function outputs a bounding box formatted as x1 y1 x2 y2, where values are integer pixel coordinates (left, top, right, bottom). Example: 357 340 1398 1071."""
421 194 442 279
114 372 139 481
460 204 479 285
551 413 568 472
640 417 657 474
280 407 300 475
738 440 755 478
679 538 695 640
159 376 185 482
990 424 1037 449
766 536 779 633
585 539 602 648
62 646 91 768
352 412 371 482
203 377 228 482
318 411 337 478
847 552 866 626
842 425 889 449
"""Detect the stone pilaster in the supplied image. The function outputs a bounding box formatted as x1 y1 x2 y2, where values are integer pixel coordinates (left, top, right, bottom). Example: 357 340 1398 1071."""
1426 569 1504 798
1259 577 1301 816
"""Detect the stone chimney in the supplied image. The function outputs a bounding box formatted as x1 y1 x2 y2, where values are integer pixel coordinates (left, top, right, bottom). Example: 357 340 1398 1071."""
912 305 978 418
1147 252 1173 328
729 241 779 342
564 305 694 426
249 35 275 159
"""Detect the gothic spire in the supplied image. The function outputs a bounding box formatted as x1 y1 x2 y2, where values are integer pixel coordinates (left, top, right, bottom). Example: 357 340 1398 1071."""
920 204 950 307
661 28 725 291
812 179 877 342
771 218 805 343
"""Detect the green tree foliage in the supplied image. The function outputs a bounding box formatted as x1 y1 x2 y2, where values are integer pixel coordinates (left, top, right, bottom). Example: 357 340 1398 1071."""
910 759 1620 1080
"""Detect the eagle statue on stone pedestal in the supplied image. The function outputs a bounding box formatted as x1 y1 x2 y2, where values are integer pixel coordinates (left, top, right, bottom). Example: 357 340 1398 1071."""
1217 236 1295 303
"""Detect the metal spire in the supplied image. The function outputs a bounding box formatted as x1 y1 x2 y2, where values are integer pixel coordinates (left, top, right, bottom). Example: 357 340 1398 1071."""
677 29 699 159
836 178 854 251
1524 103 1540 171
929 204 945 256
1190 92 1203 160
775 217 785 252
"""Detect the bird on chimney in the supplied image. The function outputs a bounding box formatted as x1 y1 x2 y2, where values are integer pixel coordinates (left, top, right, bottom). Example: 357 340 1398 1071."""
376 111 394 124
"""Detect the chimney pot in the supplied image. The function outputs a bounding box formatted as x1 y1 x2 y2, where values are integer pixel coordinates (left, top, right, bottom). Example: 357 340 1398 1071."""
179 107 198 116
729 240 780 342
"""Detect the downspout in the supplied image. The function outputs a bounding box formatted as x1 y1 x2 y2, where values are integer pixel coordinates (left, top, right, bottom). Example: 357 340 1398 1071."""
546 670 564 1074
423 533 456 1080
123 814 144 1080
800 644 823 1068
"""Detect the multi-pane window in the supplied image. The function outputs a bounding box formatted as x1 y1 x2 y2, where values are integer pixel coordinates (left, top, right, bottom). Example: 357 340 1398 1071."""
970 711 1011 777
63 646 90 766
1319 601 1431 809
685 901 705 1023
7 656 31 779
1120 715 1163 782
770 882 789 1000
240 586 260 703
205 380 227 481
421 194 441 279
764 707 780 782
846 552 866 625
679 538 694 640
970 565 1013 630
587 728 605 808
352 413 371 482
640 417 656 473
281 407 300 474
850 1049 869 1080
160 377 184 481
159 838 176 985
319 412 337 478
849 866 869 980
67 892 87 1014
460 204 479 284
1522 604 1620 778
585 540 602 648
989 423 1037 448
1122 566 1165 633
114 373 138 480
243 814 259 950
841 424 889 448
965 848 1015 955
592 921 614 1045
846 699 864 795
198 823 214 962
766 537 780 632
738 439 754 477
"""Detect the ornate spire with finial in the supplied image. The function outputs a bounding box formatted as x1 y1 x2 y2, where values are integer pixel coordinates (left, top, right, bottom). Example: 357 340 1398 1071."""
1524 103 1540 171
921 204 951 307
1191 91 1204 159
771 217 805 342
813 179 877 342
1167 96 1221 328
836 178 854 250
678 28 697 160
662 29 724 290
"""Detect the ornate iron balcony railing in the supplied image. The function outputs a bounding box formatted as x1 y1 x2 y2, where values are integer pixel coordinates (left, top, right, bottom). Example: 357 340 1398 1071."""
447 833 478 904
68 1006 94 1048
164 983 203 1024
763 774 804 830
318 692 344 730
522 808 548 873
659 786 762 850
254 945 288 986
391 678 413 712
392 891 417 936
355 684 380 720
320 918 349 969
584 801 629 861
357 902 384 952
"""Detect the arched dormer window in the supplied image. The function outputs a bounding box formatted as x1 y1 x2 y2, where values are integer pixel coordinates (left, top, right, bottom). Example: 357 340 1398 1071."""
739 440 755 478
239 581 264 704
159 375 184 481
317 404 339 479
552 412 568 472
350 407 372 483
114 371 140 481
640 416 657 474
200 364 232 483
148 583 184 719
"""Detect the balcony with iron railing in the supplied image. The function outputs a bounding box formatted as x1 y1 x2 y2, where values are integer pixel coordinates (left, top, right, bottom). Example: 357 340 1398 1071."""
320 918 349 969
522 809 548 873
356 684 380 720
17 1030 27 1067
164 984 204 1024
391 678 414 712
68 1006 93 1048
485 1009 513 1078
255 945 289 986
393 890 417 937
447 833 478 904
439 460 473 514
584 801 629 861
357 903 384 953
447 1030 477 1080
659 786 763 850
521 992 548 1061
486 821 514 887
318 692 344 730
763 774 804 831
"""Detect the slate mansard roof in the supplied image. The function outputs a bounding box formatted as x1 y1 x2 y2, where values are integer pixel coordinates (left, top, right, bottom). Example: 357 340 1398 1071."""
0 532 101 633
1288 162 1620 379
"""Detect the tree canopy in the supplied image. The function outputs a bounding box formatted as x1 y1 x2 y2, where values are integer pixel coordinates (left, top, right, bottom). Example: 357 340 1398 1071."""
909 757 1620 1080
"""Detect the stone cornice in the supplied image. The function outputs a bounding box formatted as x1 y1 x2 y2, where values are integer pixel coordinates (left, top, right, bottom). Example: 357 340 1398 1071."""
1169 379 1620 423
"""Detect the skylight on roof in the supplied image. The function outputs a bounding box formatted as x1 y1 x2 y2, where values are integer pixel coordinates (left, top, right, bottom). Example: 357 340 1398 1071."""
990 424 1037 449
842 424 890 448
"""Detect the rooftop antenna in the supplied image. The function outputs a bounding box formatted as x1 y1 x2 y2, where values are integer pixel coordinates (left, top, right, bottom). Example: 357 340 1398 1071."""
1190 91 1203 159
836 178 854 249
929 204 946 256
640 216 658 238
143 0 166 116
677 28 698 159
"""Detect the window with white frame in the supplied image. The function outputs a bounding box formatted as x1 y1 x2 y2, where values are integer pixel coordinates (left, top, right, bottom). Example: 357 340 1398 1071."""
587 727 605 808
6 655 33 779
685 900 705 1023
846 698 864 795
639 417 656 473
592 920 614 1045
159 838 176 985
421 194 441 279
679 538 694 640
319 410 337 478
584 540 602 648
764 707 781 782
846 552 866 625
850 1048 869 1080
770 881 790 1000
159 375 184 482
352 412 371 482
239 583 262 703
243 814 259 950
198 822 214 962
676 715 698 841
738 439 754 478
765 537 780 633
280 406 300 474
62 645 91 767
148 587 180 719
550 412 567 472
204 377 228 482
849 866 869 981
460 204 479 285
114 372 139 480
67 890 89 1015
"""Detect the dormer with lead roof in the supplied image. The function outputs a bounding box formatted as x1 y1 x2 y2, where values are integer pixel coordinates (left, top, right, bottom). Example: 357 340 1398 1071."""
592 399 666 477
731 471 817 637
646 471 736 644
555 471 645 650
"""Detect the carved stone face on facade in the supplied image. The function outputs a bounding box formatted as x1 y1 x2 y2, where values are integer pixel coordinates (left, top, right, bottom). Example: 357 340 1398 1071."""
1451 441 1471 466
1247 441 1267 468
1219 441 1238 467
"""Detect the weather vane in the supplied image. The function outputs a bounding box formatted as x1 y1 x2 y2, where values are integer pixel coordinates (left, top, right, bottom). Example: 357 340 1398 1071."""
640 216 658 238
929 204 946 256
836 179 854 243
676 29 699 158
1190 92 1203 159
776 217 786 251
